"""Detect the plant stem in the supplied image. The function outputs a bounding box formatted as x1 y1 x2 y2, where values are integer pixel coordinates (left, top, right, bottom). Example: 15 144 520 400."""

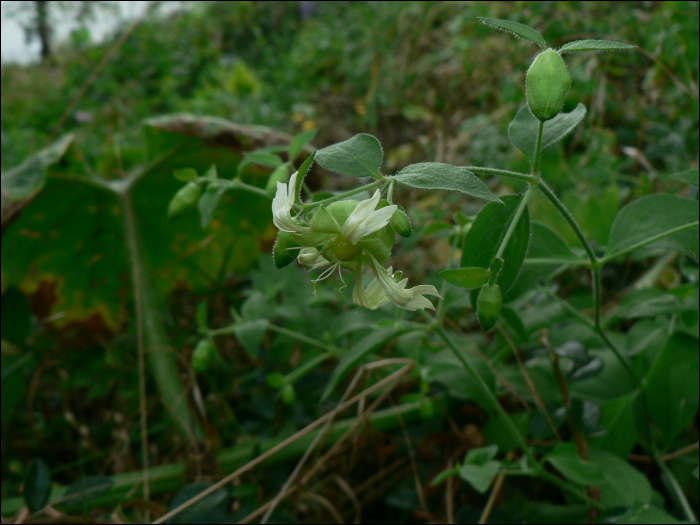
654 445 697 522
434 326 538 468
436 226 461 322
495 183 536 260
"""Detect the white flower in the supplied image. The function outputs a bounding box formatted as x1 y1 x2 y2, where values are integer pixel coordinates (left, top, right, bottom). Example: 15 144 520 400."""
359 253 442 311
340 189 397 244
272 171 309 233
298 247 330 270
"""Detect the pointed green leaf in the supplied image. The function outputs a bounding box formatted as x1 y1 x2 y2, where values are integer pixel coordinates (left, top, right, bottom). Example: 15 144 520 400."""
233 319 269 359
458 460 501 493
464 444 499 465
243 151 283 168
477 17 546 49
588 448 651 507
321 327 398 401
671 168 699 187
198 182 228 228
61 476 114 508
173 168 198 182
289 129 318 160
24 459 51 513
461 195 531 295
508 103 586 158
501 306 528 341
394 163 502 203
440 267 490 289
295 151 316 200
316 133 383 179
559 39 637 55
310 205 341 234
544 443 605 485
604 194 699 259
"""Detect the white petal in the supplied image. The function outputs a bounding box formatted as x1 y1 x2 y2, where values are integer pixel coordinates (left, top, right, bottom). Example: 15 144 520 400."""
272 171 309 233
341 190 397 244
366 253 441 311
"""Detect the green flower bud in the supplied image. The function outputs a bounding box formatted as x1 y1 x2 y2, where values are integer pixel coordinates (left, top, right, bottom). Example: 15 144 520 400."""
266 165 292 198
273 231 299 269
526 49 571 122
168 181 203 218
391 207 412 237
192 339 215 372
477 283 502 330
281 383 296 405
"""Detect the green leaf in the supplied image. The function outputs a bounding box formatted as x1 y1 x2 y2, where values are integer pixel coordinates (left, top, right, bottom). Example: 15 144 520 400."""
484 411 530 452
196 301 208 330
559 39 637 55
440 267 490 289
23 458 51 513
233 319 269 359
692 467 699 481
198 182 228 228
617 502 683 524
295 152 316 200
544 443 605 485
465 444 499 465
458 460 501 494
321 327 398 401
243 151 283 168
477 17 547 49
613 292 690 320
61 476 114 508
501 306 528 341
309 205 341 234
393 163 502 203
315 133 383 179
568 357 604 381
461 195 530 296
588 448 651 508
173 168 198 182
167 482 228 524
671 168 699 187
506 222 579 300
289 129 318 160
588 392 638 458
1 287 32 346
266 373 287 389
430 467 460 487
605 194 699 259
508 103 586 158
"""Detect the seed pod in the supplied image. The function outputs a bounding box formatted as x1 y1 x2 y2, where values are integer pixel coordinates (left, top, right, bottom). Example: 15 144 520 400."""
273 231 299 269
526 49 571 122
192 339 215 372
477 283 502 330
168 181 203 218
266 165 291 198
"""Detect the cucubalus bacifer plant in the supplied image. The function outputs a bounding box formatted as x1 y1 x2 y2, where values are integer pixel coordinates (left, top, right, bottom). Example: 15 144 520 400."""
166 17 699 523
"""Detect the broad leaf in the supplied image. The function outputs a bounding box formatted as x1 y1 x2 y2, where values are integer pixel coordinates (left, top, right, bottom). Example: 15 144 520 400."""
315 133 383 179
167 482 229 524
458 461 501 494
588 392 637 458
604 194 699 259
508 103 586 159
393 163 502 203
233 319 269 359
242 151 283 168
321 327 399 401
588 448 651 508
671 168 699 187
544 443 605 485
477 17 547 49
440 267 490 289
500 306 528 340
461 195 530 296
617 501 683 524
559 39 637 54
23 459 51 513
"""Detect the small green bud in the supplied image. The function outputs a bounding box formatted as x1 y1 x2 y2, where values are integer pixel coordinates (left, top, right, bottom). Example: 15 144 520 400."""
390 208 412 237
192 339 215 372
477 283 502 330
266 165 292 198
281 383 296 405
333 233 363 261
526 49 572 122
273 231 299 269
168 181 203 218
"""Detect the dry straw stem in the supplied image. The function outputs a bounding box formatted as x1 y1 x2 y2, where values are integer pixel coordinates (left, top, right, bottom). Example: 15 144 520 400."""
152 363 413 524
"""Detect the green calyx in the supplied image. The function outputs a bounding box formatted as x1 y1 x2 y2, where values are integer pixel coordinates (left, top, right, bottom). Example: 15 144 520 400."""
526 48 572 122
273 231 300 268
477 283 502 330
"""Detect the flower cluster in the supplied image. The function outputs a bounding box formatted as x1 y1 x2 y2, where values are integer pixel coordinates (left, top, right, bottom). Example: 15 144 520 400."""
272 171 441 311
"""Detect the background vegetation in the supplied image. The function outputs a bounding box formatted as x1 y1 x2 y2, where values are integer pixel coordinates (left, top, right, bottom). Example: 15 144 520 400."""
1 1 698 523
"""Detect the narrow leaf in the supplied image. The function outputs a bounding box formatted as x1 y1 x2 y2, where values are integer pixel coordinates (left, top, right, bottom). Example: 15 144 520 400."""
198 183 228 228
61 476 114 508
559 39 637 55
671 168 699 187
173 168 198 182
477 17 546 49
295 151 316 200
289 129 318 160
243 151 283 168
321 327 399 401
440 267 490 289
394 163 502 203
23 459 51 513
315 134 383 179
604 194 699 259
508 103 586 158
